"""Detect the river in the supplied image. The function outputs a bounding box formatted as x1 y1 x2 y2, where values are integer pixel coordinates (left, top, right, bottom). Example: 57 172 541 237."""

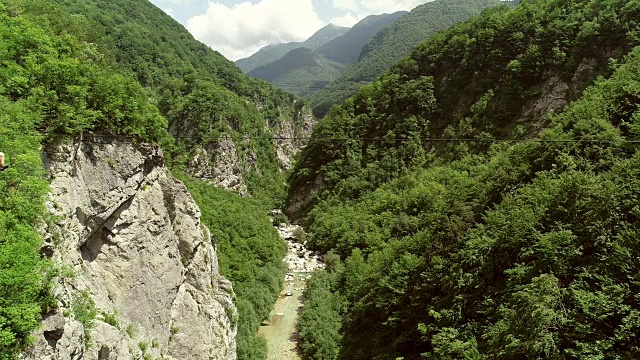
258 221 324 360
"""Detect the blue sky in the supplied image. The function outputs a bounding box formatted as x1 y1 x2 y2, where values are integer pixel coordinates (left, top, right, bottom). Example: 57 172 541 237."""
149 0 432 60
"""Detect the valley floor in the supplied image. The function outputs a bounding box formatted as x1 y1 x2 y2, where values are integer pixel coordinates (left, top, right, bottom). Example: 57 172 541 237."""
258 222 324 360
258 275 305 360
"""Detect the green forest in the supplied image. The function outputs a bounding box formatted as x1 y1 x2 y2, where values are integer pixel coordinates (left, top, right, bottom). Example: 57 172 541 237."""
292 0 640 358
4 0 640 359
308 0 504 118
0 1 168 356
178 177 287 360
48 0 305 208
0 0 291 358
248 48 347 98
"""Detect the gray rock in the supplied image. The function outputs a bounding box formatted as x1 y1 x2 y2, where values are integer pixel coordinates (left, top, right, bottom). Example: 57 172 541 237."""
188 139 249 197
27 137 237 360
273 107 314 171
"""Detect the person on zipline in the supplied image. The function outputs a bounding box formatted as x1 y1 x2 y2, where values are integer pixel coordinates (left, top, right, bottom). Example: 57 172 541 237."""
0 152 8 171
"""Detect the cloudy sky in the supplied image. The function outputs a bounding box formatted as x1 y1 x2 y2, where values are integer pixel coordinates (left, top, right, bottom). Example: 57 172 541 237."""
149 0 432 60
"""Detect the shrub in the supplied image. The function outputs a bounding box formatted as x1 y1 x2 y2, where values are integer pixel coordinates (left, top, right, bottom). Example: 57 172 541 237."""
71 291 97 346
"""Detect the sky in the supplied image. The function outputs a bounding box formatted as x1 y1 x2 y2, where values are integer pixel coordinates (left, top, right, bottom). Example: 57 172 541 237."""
149 0 433 61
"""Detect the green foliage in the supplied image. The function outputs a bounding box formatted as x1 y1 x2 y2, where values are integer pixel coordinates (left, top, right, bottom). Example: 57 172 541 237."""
180 176 287 360
297 271 345 360
0 1 189 355
0 99 50 358
1 2 296 358
0 1 168 142
291 0 640 219
100 310 119 328
292 227 307 243
288 73 433 219
309 0 503 118
322 251 341 273
49 0 302 206
71 291 97 346
290 1 640 359
294 42 640 359
272 212 289 226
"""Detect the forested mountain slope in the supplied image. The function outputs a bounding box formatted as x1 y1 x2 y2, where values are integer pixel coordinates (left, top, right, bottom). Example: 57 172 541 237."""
236 24 349 73
0 2 173 357
316 12 408 65
248 48 346 97
44 2 305 357
244 13 407 98
1 0 301 359
288 0 640 358
288 0 639 219
52 0 312 205
308 0 504 118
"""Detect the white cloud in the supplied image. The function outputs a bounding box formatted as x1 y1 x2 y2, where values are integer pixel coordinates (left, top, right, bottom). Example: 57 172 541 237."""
329 13 363 27
161 7 175 16
332 0 431 14
154 0 195 4
187 0 325 61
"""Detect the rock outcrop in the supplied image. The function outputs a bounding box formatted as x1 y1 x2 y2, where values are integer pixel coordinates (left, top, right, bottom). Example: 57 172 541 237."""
185 104 315 196
274 221 324 274
26 137 237 360
273 105 314 171
188 139 249 197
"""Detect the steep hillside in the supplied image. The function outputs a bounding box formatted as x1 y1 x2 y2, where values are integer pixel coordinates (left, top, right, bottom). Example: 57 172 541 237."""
238 43 306 74
236 24 349 73
0 1 303 359
0 3 237 359
316 12 408 65
289 0 640 358
288 0 639 219
304 24 351 50
248 48 347 97
51 0 313 206
32 139 237 360
309 0 504 118
243 13 406 98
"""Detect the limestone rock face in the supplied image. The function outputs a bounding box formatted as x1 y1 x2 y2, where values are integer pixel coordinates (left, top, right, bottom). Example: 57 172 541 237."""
26 138 237 360
184 105 315 196
273 106 315 171
188 139 249 196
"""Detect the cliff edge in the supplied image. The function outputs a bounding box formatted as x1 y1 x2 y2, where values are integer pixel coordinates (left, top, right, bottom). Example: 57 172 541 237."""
25 137 237 360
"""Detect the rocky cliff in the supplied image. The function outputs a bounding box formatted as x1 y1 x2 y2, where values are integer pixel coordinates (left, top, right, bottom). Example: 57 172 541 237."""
26 137 237 360
185 104 314 195
273 104 315 171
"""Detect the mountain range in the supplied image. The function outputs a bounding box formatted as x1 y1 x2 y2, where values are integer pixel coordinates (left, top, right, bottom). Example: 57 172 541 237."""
238 0 505 113
236 23 349 74
6 0 640 360
309 0 504 117
238 11 407 97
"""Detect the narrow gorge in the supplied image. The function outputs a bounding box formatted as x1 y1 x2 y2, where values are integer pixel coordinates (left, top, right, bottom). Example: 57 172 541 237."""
257 216 324 360
5 0 640 359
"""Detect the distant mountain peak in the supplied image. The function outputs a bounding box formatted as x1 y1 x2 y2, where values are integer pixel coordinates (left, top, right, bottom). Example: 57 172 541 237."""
303 23 351 50
316 11 408 65
236 24 349 73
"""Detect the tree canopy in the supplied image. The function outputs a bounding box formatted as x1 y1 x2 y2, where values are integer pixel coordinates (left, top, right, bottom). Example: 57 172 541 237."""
308 0 504 118
293 0 640 358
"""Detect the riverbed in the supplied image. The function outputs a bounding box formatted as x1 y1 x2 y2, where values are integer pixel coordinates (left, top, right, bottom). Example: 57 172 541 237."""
258 222 324 360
